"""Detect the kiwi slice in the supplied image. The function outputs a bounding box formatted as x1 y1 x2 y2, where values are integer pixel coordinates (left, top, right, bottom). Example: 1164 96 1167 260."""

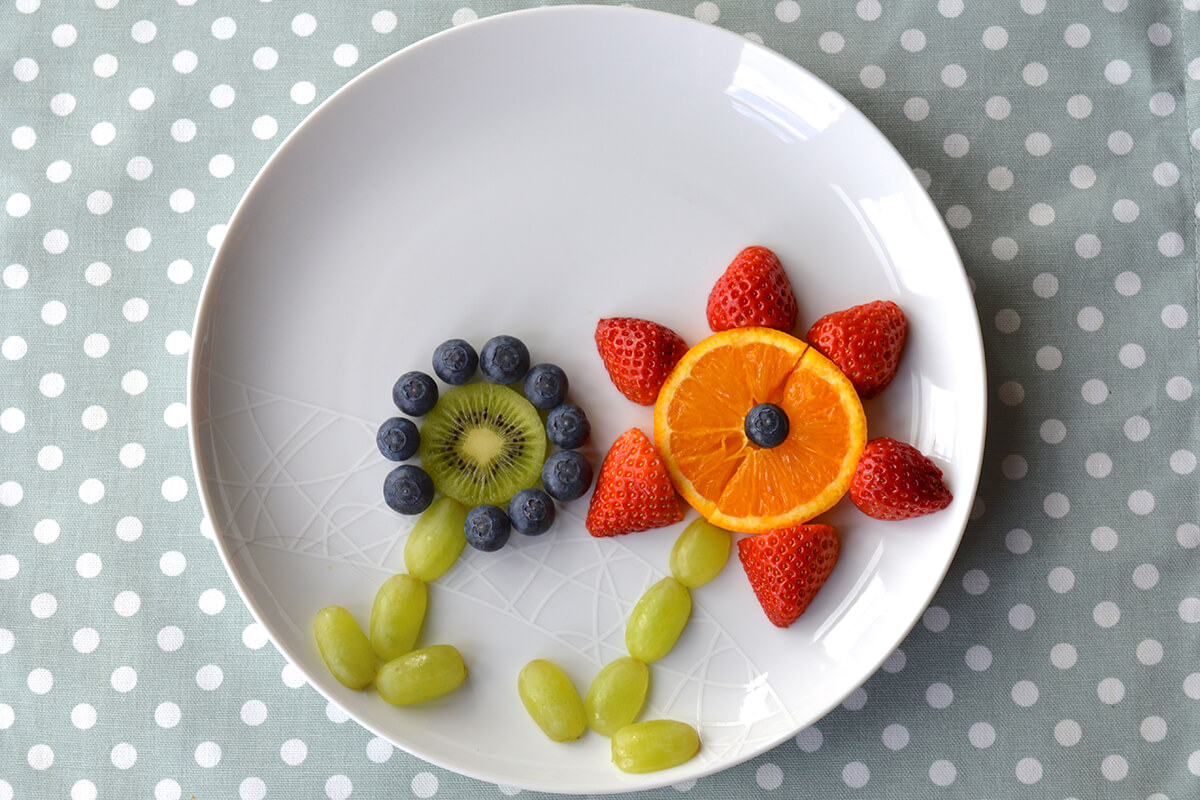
418 383 547 507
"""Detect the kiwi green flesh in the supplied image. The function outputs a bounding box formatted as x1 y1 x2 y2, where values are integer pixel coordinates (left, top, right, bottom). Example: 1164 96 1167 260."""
418 383 547 507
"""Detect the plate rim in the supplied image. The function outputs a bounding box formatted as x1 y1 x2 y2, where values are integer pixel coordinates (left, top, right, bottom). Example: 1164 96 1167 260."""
187 4 988 793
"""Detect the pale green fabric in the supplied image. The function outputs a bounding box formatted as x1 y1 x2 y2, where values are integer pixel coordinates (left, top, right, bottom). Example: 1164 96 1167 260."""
3 1 1200 798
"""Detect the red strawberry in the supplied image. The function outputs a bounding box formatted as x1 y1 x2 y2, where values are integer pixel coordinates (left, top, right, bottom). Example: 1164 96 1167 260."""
850 437 952 520
706 246 798 332
595 317 688 406
737 524 840 628
805 300 907 399
585 428 684 537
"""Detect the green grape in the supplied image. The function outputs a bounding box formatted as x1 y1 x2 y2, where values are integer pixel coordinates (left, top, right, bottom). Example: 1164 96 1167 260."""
403 496 468 581
625 577 691 663
375 644 466 705
369 573 427 661
669 519 732 588
517 659 587 742
611 720 700 773
313 605 377 690
584 656 649 736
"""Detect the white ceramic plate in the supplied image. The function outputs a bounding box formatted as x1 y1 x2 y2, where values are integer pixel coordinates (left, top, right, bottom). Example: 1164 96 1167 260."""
189 6 985 794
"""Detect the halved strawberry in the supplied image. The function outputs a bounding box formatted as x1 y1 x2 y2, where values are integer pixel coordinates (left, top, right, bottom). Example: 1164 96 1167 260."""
706 246 798 333
850 437 952 520
737 524 840 628
585 428 683 537
805 300 907 399
595 317 688 406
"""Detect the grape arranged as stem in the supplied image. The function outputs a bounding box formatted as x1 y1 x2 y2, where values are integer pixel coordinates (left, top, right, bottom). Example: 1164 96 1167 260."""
611 720 701 774
376 644 467 705
369 574 427 662
517 659 587 742
313 606 377 690
625 577 692 663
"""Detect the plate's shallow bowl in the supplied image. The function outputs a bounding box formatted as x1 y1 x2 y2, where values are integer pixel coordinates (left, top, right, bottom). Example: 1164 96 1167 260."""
189 6 985 794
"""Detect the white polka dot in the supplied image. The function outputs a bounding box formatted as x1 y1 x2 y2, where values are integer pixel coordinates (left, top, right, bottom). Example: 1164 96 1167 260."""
1023 63 1048 86
43 229 68 253
898 98 928 123
4 264 29 288
241 699 267 725
207 224 228 248
34 519 60 543
1036 346 1062 371
126 227 151 251
1067 94 1093 118
11 125 36 149
1094 601 1120 627
50 23 77 48
1167 376 1193 401
13 57 38 82
2 407 26 432
76 552 102 578
165 330 192 355
929 760 956 787
193 741 221 768
248 115 279 141
842 687 867 710
943 133 969 157
253 46 278 70
199 588 226 615
117 516 143 541
78 477 105 503
1015 757 1042 784
114 590 140 617
16 0 39 12
365 736 394 762
242 623 268 649
1105 60 1132 84
879 723 909 751
755 763 783 790
1157 232 1184 258
1180 597 1200 623
0 555 17 579
333 43 359 67
161 476 188 502
160 551 186 576
945 205 971 228
212 16 236 39
171 119 197 142
207 153 235 178
45 160 72 184
373 10 398 32
111 665 137 692
111 743 136 769
881 649 906 673
941 65 967 88
988 166 1013 191
1140 716 1166 743
1050 642 1077 669
27 667 52 692
157 626 184 652
412 772 439 798
925 682 953 708
281 663 306 687
1055 719 1082 746
6 193 30 217
325 775 353 800
239 778 266 800
155 781 181 800
1085 452 1112 477
292 13 317 35
1047 566 1074 593
281 738 308 765
1064 23 1090 47
922 606 950 632
129 87 154 111
1138 639 1163 664
71 704 97 730
991 237 1018 262
1011 680 1038 707
1009 604 1035 630
1098 677 1125 705
129 19 156 43
1132 563 1159 590
1124 415 1150 441
982 25 1008 49
28 744 53 770
164 402 189 428
900 29 926 52
1186 674 1200 699
196 664 223 691
855 0 880 20
968 722 995 748
159 190 192 218
87 190 113 215
0 481 22 506
1002 455 1027 479
965 645 992 671
85 262 111 285
998 382 1024 406
1091 526 1118 551
1151 92 1176 116
1114 270 1141 295
913 168 931 189
1171 449 1196 474
207 84 235 110
173 50 197 73
1070 165 1096 189
1029 203 1055 226
1108 130 1133 155
818 32 844 53
119 443 146 468
859 65 885 89
168 260 194 283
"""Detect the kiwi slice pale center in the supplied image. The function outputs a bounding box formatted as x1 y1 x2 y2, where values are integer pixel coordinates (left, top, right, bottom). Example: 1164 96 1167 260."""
418 383 547 507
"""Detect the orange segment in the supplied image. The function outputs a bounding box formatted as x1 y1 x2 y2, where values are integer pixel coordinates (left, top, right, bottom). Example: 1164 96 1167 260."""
653 328 867 533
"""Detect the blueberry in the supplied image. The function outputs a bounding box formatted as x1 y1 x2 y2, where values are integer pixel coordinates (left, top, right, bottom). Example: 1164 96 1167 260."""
383 465 434 514
432 339 478 385
523 363 569 410
393 371 438 416
464 504 511 551
744 403 790 448
376 417 419 461
509 488 556 535
541 450 593 502
479 335 530 385
545 403 590 449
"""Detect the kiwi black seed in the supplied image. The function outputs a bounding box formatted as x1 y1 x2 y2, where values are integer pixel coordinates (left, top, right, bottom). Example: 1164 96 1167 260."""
418 383 547 507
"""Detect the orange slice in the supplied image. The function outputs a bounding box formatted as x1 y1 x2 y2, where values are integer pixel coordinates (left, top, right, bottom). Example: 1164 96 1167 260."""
653 327 867 533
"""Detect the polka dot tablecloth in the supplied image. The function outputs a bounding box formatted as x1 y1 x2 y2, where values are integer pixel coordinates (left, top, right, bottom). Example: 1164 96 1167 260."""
3 0 1200 798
